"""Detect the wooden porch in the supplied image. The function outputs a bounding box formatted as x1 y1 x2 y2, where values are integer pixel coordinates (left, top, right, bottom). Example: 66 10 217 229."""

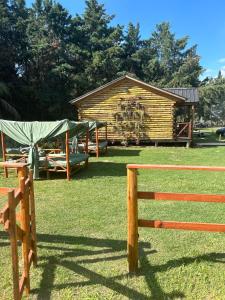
152 120 193 148
173 103 195 146
176 121 192 138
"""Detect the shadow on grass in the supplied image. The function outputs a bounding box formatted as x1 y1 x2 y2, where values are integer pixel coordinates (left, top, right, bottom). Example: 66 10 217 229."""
35 234 225 299
0 230 9 247
108 148 142 157
34 234 154 300
0 148 139 181
78 161 127 178
88 147 142 157
0 161 128 180
138 248 225 300
36 161 128 180
2 232 225 299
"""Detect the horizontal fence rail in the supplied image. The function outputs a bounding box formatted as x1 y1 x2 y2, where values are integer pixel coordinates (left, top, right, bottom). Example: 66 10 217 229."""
127 164 225 273
0 163 37 300
138 191 225 203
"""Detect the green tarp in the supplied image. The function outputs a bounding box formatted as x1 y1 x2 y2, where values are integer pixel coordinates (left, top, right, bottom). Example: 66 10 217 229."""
74 121 106 144
86 121 107 141
88 121 107 132
0 119 89 179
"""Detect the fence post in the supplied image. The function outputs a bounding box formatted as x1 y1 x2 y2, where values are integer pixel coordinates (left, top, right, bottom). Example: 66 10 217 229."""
29 170 37 266
127 167 138 273
18 167 30 295
8 190 20 300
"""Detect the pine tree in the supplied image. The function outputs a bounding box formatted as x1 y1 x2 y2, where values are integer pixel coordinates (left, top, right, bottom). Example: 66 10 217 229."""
0 0 15 82
80 0 123 89
122 22 141 74
25 0 75 119
218 70 223 80
149 22 203 87
0 0 25 118
0 0 204 121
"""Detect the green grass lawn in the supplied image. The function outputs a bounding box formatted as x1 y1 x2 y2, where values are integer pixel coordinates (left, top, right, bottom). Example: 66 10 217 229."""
1 146 225 299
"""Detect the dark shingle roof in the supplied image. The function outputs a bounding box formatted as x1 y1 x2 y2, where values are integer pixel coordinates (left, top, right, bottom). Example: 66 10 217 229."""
164 88 199 103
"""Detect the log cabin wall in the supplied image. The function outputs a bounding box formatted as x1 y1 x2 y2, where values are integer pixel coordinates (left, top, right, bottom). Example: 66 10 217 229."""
76 78 177 142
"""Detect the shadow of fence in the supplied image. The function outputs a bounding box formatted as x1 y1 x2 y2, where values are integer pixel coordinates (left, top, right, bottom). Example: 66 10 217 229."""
1 232 225 299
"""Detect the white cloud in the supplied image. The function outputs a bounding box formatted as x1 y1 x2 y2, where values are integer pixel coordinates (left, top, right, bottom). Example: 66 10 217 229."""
200 70 216 80
221 66 225 77
205 68 214 73
202 68 217 78
219 58 225 63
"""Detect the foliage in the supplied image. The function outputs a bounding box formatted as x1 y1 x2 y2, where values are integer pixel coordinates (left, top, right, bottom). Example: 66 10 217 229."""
0 82 20 119
198 73 225 123
149 22 202 87
0 0 203 121
80 0 123 89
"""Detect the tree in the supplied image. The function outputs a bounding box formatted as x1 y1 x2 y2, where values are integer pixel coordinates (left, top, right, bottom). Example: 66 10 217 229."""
0 82 20 119
0 0 204 121
25 0 75 119
149 22 203 87
198 73 225 123
0 0 26 119
80 0 123 89
10 0 28 75
0 0 16 82
122 22 142 75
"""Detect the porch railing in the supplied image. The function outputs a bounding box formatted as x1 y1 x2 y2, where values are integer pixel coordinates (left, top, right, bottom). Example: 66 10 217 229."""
176 122 192 139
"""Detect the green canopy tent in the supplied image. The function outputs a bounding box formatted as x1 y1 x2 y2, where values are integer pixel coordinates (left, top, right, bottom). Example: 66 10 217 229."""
77 121 108 158
0 119 89 179
88 121 107 133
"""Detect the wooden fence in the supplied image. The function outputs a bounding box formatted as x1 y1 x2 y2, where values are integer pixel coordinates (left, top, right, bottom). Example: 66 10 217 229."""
0 163 37 300
127 164 225 273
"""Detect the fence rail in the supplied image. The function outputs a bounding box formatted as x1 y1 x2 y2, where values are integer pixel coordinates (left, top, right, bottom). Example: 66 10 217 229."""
127 164 225 273
0 163 37 300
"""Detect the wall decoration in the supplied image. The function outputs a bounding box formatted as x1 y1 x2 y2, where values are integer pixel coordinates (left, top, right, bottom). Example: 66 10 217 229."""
113 96 145 145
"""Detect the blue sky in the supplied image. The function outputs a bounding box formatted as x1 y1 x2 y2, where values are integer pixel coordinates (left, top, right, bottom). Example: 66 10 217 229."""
27 0 225 79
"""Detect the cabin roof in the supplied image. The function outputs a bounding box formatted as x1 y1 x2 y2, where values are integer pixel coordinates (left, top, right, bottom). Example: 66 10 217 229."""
164 88 199 103
70 75 198 105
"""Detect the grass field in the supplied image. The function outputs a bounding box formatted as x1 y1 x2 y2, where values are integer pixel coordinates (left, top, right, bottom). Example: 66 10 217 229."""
1 146 225 299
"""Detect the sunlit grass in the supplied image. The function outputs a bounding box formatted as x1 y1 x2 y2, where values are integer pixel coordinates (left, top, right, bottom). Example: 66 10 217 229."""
1 146 225 299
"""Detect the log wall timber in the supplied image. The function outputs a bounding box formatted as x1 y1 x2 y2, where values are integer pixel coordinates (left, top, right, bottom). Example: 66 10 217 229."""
77 78 176 141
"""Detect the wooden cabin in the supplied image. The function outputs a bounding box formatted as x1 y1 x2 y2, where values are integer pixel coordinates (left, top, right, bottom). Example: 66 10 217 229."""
70 75 199 146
